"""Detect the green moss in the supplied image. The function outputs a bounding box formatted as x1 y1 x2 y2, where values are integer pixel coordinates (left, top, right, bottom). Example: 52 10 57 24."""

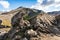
23 15 31 20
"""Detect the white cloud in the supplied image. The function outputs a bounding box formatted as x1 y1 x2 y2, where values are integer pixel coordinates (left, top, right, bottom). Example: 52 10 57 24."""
31 0 60 12
37 0 44 4
2 9 11 12
55 0 60 3
0 1 10 8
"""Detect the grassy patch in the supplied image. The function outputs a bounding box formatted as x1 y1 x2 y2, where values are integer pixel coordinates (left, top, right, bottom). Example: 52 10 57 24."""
23 15 31 20
1 19 11 27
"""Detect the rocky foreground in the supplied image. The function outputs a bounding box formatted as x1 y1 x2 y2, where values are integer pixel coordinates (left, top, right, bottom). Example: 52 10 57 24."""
0 7 60 40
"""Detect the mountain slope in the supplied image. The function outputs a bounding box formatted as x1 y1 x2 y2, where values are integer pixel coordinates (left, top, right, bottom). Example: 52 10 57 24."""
0 7 60 40
0 7 43 27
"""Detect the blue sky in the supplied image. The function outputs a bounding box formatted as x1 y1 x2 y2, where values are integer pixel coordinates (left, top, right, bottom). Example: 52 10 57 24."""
7 0 37 9
0 0 60 12
0 0 37 11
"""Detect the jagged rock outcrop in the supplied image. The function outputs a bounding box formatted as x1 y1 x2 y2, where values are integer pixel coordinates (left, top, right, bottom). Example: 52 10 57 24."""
1 7 60 40
30 13 58 33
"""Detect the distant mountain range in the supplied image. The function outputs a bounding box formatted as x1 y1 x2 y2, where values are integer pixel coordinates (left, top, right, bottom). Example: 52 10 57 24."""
48 11 60 15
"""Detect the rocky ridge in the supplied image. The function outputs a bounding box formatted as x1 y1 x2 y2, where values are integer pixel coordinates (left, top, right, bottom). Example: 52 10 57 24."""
0 7 60 40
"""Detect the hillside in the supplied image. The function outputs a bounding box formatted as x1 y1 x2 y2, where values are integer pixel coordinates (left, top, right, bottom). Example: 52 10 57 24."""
0 7 43 27
0 7 60 40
